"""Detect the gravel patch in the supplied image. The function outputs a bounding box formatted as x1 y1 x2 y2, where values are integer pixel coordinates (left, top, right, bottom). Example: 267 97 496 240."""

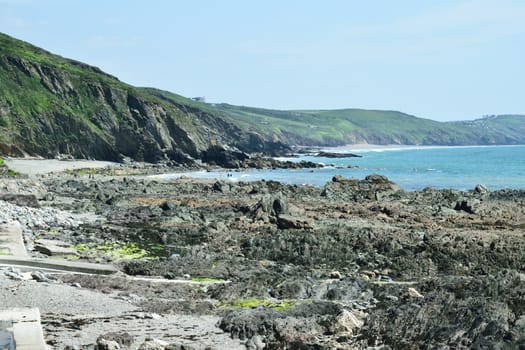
0 270 136 315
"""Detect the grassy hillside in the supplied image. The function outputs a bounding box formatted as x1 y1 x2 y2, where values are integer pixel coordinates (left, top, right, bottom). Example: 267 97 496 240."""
120 90 525 147
212 104 525 146
1 31 524 162
0 32 254 161
452 115 525 144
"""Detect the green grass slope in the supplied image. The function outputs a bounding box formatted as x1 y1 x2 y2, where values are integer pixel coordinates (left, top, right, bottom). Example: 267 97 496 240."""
1 31 524 161
125 90 525 147
0 32 251 161
452 115 525 145
213 104 525 146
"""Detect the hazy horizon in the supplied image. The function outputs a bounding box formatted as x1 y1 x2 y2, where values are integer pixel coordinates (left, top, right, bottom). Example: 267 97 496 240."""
2 0 524 122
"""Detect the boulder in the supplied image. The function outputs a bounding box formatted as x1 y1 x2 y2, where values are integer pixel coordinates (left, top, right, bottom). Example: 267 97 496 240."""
329 271 343 279
455 199 481 214
277 214 314 229
322 174 403 201
213 181 230 193
95 339 120 350
316 151 362 158
30 271 52 283
159 200 176 211
245 335 266 350
329 309 366 335
219 301 345 347
406 287 424 299
96 332 133 349
201 145 249 169
0 193 40 208
251 193 289 221
332 175 346 182
34 239 78 257
137 338 169 350
271 195 288 216
475 184 490 194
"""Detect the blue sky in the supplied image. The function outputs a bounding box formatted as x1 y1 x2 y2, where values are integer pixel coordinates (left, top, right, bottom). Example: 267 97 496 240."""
1 0 524 121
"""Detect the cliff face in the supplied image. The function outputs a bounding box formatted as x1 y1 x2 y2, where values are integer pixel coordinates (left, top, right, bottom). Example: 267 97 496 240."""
0 33 270 163
2 32 524 162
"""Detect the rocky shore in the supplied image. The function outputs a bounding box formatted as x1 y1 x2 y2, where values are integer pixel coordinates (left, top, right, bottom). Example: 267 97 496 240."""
1 164 525 349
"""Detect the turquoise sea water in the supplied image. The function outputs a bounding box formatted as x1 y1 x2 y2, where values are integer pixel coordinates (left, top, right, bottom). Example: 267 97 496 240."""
158 145 525 191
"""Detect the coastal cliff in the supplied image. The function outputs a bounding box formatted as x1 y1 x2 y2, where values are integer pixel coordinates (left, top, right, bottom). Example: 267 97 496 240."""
2 31 525 164
0 33 284 163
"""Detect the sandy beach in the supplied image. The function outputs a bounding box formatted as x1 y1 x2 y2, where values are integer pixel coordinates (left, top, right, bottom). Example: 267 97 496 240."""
3 158 118 176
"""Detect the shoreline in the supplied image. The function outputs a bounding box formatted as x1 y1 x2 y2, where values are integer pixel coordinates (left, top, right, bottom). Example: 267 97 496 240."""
1 168 524 348
3 158 119 176
3 144 525 192
1 163 525 348
319 143 525 152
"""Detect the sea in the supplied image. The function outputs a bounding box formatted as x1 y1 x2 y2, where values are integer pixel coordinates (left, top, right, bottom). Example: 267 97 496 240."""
155 145 525 191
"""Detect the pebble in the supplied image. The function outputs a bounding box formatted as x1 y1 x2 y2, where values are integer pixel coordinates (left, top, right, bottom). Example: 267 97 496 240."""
330 271 343 279
31 271 52 283
144 313 162 320
0 199 79 243
385 295 399 302
5 270 24 280
407 287 424 298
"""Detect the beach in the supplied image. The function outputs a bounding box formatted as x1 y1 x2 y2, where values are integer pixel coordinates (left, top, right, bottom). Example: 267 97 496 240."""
1 161 524 348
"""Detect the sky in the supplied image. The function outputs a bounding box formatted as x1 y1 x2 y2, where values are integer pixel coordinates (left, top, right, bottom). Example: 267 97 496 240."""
1 0 524 121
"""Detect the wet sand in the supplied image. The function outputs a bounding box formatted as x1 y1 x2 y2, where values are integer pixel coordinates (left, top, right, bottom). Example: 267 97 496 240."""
3 159 118 175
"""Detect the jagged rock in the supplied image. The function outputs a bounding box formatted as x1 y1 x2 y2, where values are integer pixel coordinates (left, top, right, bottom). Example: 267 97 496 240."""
277 214 314 229
201 145 249 169
237 132 290 156
213 181 230 193
330 271 343 279
4 268 26 281
138 338 169 350
159 200 176 211
31 271 52 283
322 174 403 200
330 309 366 335
316 151 362 158
242 158 322 169
0 193 40 208
332 175 345 182
96 332 133 349
165 342 201 350
250 193 291 226
475 184 490 194
406 287 424 299
219 301 345 348
95 338 120 350
0 164 8 176
455 199 481 214
34 239 78 257
245 335 266 350
3 156 524 350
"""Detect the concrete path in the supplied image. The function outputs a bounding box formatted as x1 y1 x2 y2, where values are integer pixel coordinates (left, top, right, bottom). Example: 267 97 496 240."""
0 222 28 258
0 256 118 275
0 308 46 350
0 220 116 275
